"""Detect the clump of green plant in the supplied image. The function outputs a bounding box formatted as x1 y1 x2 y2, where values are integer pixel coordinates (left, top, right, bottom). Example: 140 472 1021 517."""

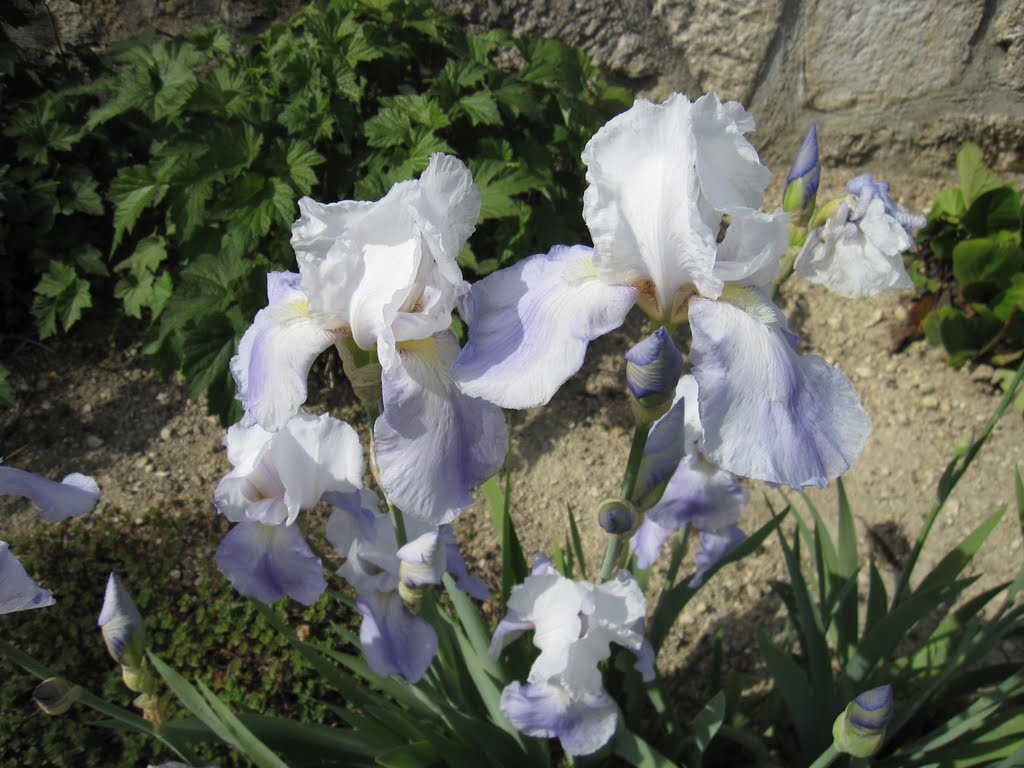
0 0 631 422
911 144 1024 378
734 365 1024 767
0 502 355 768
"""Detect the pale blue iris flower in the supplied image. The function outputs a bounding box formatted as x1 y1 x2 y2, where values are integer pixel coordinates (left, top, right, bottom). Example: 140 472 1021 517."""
229 153 506 525
453 92 870 489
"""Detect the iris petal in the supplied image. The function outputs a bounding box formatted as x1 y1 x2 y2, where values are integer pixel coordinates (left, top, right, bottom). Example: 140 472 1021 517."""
215 521 325 605
452 245 638 408
690 291 871 488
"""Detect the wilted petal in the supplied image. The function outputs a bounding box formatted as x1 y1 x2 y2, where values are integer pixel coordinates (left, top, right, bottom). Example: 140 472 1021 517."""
98 573 145 665
501 680 618 756
358 591 438 683
690 290 871 488
215 521 325 605
629 517 675 570
452 245 639 408
375 331 507 524
795 199 914 298
230 272 339 431
690 525 746 587
0 541 54 614
0 466 99 522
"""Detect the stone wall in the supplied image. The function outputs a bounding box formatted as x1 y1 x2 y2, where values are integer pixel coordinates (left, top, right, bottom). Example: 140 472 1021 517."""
8 0 1024 174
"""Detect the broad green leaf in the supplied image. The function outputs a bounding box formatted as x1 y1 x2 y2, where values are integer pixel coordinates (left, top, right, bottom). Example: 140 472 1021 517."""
32 261 92 337
689 691 726 765
153 47 199 121
929 186 967 222
963 185 1022 237
613 728 677 768
952 233 1024 302
74 245 109 277
957 142 1005 209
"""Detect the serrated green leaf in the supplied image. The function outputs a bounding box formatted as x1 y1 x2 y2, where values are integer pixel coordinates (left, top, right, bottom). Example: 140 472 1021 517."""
458 91 502 126
181 313 240 399
74 245 109 277
286 140 325 194
109 165 168 250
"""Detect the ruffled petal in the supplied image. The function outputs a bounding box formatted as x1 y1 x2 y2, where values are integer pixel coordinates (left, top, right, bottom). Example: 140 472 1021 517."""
646 454 748 532
230 272 339 431
629 516 676 570
500 680 618 756
357 591 438 683
713 207 789 289
215 521 325 605
375 331 507 524
452 245 639 408
582 95 722 310
689 291 871 488
690 92 771 211
0 466 99 522
0 541 54 614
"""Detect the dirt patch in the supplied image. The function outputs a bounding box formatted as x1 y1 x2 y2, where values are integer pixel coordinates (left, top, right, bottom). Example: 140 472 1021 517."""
3 165 1023 690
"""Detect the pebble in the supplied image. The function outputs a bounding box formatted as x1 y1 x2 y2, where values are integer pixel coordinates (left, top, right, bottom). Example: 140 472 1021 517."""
855 366 874 379
80 403 92 415
970 364 996 383
160 426 173 441
156 392 170 404
921 395 940 409
85 435 104 449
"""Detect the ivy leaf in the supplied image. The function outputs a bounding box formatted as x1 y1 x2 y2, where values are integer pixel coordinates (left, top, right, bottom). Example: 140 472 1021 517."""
109 165 169 250
956 143 1005 210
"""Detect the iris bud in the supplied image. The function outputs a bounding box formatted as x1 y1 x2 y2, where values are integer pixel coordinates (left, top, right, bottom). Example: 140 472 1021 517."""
783 123 820 227
832 684 894 757
98 573 146 669
33 678 82 716
597 498 640 537
625 327 682 425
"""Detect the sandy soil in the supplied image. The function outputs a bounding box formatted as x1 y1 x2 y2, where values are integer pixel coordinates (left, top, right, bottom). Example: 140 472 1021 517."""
3 165 1023 698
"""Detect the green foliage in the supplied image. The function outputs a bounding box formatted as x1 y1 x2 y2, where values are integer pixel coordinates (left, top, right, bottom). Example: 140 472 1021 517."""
914 143 1024 372
0 503 355 768
1 0 631 422
748 361 1024 767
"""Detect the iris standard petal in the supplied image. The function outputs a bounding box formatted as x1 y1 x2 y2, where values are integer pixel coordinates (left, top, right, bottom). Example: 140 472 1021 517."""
689 293 871 488
357 591 438 683
230 272 339 431
582 95 722 311
0 466 99 522
215 521 326 605
500 680 618 756
0 541 54 614
451 245 639 408
375 331 507 524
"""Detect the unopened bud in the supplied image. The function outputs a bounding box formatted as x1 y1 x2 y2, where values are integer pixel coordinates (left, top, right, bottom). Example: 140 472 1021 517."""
832 684 894 757
625 328 682 424
33 678 82 715
597 498 639 537
783 123 820 227
98 573 146 668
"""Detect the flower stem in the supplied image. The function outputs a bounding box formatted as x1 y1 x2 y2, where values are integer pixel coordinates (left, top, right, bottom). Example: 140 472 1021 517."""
807 743 841 768
599 422 652 582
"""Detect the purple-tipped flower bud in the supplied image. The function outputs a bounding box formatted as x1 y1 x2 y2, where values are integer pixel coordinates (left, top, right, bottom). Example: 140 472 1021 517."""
598 498 640 536
98 573 146 668
832 684 894 757
33 678 82 716
625 327 682 424
783 123 820 226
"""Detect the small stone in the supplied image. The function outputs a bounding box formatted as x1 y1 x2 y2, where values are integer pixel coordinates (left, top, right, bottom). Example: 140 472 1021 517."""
855 366 874 379
156 392 170 404
970 364 996 383
80 403 92 415
160 426 172 441
921 395 940 409
85 435 104 449
134 457 148 469
827 316 841 330
169 569 181 580
869 309 885 326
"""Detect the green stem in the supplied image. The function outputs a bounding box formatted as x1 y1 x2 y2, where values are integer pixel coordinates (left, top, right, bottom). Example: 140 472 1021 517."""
807 742 841 768
893 356 1024 603
599 422 653 582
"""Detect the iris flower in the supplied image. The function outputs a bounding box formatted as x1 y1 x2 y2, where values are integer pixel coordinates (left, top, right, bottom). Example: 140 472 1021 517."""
490 558 653 755
231 153 506 524
326 489 487 682
795 173 924 298
213 412 364 605
453 92 870 489
630 375 748 574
